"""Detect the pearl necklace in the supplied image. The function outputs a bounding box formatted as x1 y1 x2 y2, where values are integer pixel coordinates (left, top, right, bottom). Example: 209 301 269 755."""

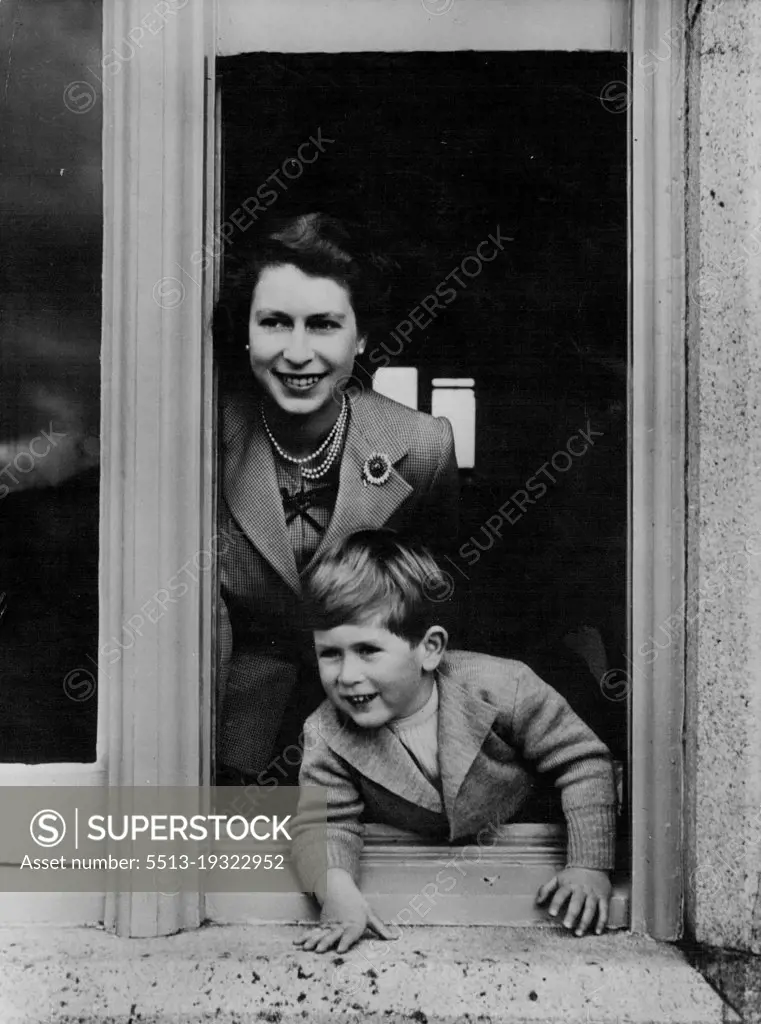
261 396 349 481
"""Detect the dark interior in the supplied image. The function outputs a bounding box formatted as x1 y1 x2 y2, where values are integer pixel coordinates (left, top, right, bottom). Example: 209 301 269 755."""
219 51 628 774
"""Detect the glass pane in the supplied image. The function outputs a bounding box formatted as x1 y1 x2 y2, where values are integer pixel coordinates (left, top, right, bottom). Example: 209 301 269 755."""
431 386 475 469
373 367 419 410
0 1 101 763
216 51 627 791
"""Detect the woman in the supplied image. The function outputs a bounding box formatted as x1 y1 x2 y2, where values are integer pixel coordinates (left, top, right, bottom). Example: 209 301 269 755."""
215 213 459 782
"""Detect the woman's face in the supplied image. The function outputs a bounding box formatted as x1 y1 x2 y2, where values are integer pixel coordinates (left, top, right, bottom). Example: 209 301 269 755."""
248 263 366 417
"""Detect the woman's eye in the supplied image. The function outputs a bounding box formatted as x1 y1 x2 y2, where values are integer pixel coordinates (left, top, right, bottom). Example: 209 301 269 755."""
258 317 290 329
318 650 339 660
308 320 340 332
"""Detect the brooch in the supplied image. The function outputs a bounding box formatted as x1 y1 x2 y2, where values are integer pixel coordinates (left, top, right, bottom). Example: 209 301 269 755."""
362 451 392 487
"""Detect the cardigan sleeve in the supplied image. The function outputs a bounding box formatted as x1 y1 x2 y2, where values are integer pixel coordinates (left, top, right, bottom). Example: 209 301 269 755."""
504 667 617 871
290 714 366 895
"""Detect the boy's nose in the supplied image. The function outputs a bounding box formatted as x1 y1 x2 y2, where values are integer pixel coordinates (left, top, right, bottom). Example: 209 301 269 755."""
337 658 364 687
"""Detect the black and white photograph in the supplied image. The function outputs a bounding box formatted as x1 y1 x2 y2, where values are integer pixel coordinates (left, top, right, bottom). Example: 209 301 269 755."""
1 0 760 1021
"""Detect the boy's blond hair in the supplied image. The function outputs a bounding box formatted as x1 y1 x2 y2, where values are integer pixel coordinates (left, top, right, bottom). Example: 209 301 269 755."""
302 529 448 642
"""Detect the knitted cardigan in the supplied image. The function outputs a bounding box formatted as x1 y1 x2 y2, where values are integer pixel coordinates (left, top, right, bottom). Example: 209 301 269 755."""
291 650 617 893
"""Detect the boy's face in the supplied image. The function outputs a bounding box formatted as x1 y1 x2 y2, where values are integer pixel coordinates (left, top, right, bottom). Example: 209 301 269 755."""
313 618 447 729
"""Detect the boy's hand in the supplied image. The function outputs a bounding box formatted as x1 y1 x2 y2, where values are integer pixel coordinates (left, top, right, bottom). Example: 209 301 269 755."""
294 869 397 954
536 867 611 936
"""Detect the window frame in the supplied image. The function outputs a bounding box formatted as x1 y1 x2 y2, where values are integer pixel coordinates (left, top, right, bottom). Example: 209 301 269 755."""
628 0 686 940
0 0 684 939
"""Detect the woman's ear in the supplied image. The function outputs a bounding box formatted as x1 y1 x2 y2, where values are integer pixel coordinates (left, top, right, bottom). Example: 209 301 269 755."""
421 626 448 671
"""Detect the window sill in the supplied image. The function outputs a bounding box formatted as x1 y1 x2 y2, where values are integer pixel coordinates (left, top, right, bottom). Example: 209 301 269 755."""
0 923 733 1023
207 823 630 928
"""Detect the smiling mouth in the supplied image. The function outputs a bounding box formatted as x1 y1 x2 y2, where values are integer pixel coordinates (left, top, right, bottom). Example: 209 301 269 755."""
273 372 327 391
344 694 378 708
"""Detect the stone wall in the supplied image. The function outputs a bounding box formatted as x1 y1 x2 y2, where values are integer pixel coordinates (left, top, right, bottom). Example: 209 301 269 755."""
685 0 761 956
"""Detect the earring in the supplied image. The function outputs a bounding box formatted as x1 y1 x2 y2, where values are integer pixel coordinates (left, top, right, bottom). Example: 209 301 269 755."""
245 344 250 351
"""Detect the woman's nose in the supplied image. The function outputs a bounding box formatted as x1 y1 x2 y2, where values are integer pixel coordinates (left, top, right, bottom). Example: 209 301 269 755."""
283 324 313 365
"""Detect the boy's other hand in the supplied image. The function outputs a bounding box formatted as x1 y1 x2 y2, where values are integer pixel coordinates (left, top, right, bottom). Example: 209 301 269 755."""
294 871 397 954
536 867 611 936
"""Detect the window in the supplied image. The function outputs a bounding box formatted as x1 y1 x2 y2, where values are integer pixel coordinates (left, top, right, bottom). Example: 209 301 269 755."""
85 0 685 940
214 47 628 757
211 37 630 922
373 372 476 468
431 379 475 470
0 0 101 765
373 368 419 411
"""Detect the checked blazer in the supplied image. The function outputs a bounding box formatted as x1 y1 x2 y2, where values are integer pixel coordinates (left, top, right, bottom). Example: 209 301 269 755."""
217 387 459 776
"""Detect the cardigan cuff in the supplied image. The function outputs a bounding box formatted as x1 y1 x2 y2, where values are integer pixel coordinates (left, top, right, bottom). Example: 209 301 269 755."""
291 831 362 895
564 804 617 872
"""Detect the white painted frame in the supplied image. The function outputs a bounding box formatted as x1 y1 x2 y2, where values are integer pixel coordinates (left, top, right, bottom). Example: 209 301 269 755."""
1 0 685 939
216 0 629 54
628 0 686 940
99 0 218 938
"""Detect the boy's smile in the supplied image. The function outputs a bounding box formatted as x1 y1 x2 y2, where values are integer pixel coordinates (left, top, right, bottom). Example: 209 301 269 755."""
313 619 447 728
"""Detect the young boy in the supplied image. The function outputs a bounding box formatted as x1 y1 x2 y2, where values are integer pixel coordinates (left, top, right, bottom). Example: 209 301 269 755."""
291 530 616 954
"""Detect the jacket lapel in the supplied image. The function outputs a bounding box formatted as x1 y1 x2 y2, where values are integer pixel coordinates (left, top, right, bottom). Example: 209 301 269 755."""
320 656 502 824
301 391 413 574
222 389 415 594
436 659 500 830
326 714 444 814
222 395 300 595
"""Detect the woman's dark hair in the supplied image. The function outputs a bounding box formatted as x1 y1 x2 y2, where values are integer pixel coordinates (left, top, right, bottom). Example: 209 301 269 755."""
214 213 397 375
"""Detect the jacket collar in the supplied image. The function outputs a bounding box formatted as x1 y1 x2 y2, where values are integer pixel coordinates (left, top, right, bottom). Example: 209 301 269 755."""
222 389 413 595
324 656 500 829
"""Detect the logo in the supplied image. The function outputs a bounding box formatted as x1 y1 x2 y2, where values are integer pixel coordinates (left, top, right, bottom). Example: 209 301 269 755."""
599 668 630 703
599 81 632 114
334 375 365 404
30 809 67 848
331 961 366 996
152 277 186 309
63 668 97 703
422 569 455 603
421 0 455 15
63 81 98 114
689 274 723 310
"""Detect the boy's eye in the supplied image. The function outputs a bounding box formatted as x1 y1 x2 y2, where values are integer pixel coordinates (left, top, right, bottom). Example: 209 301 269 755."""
357 645 381 656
